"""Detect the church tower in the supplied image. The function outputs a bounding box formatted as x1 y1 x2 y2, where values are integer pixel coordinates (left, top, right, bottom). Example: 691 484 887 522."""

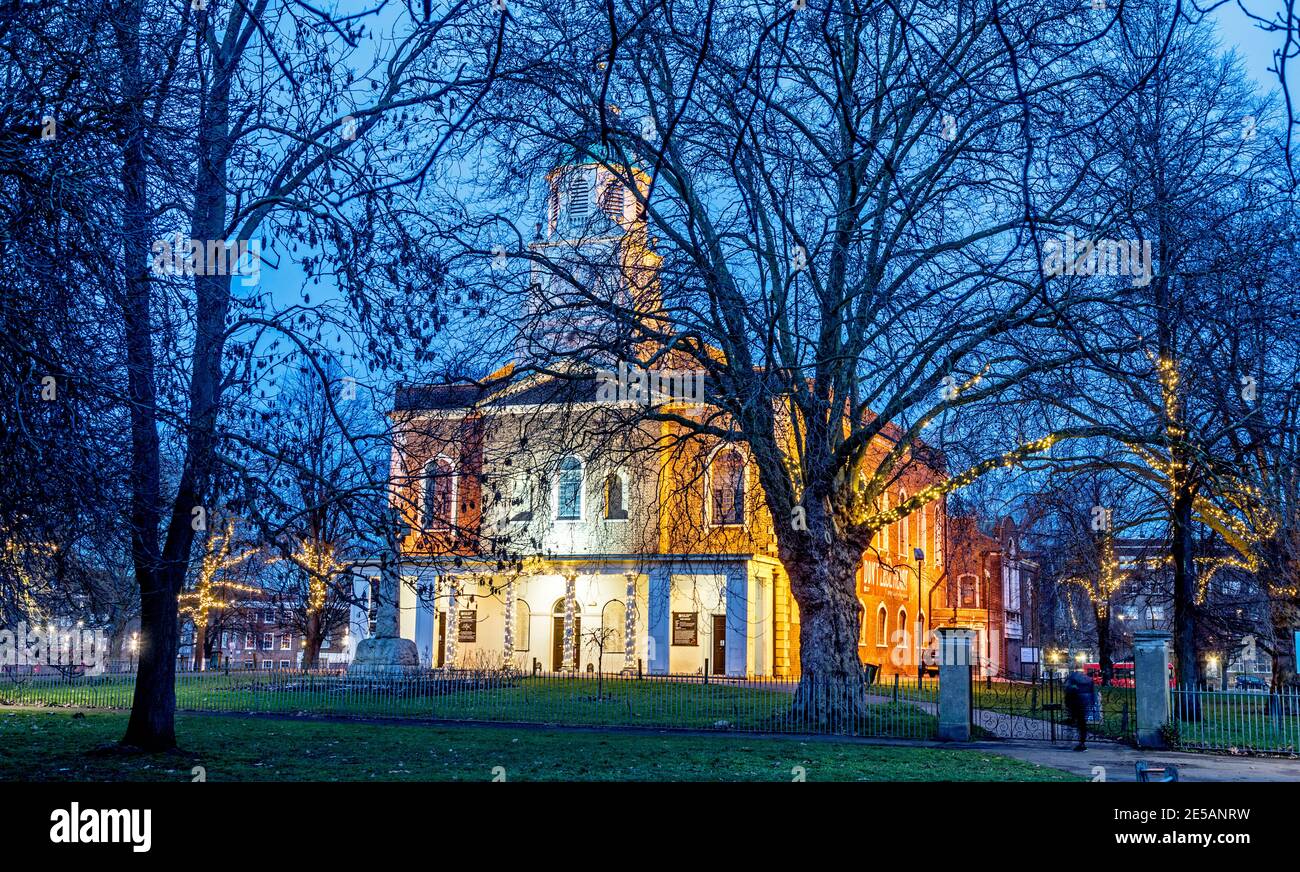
517 141 662 366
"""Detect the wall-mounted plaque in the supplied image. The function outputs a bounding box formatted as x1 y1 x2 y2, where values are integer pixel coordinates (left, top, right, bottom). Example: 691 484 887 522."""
457 610 477 643
672 612 698 646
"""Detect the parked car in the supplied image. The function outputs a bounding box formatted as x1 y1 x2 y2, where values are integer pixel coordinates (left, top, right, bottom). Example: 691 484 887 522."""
1235 674 1268 691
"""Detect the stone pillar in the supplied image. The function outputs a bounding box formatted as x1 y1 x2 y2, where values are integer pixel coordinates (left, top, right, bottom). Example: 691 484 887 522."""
348 547 419 675
443 577 458 669
937 627 974 741
647 566 670 674
623 572 637 673
503 580 516 657
1134 630 1172 748
724 564 748 677
561 571 577 672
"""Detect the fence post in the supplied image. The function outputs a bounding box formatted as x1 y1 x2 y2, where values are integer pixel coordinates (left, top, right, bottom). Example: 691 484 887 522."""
1133 630 1172 748
936 627 973 741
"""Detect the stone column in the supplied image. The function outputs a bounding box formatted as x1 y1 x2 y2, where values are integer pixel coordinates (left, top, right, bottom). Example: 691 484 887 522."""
561 571 577 672
443 577 459 669
503 580 516 658
348 541 419 675
936 627 974 741
623 573 637 673
647 566 671 674
1134 630 1172 748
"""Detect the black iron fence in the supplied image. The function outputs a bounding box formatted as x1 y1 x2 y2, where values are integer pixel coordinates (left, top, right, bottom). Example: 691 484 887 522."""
0 667 938 739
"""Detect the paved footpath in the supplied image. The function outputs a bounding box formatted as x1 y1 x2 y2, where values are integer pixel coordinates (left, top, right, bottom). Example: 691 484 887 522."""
968 738 1300 782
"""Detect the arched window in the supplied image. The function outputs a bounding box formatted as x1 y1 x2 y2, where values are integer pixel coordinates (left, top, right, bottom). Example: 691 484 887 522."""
422 457 455 530
898 607 909 648
604 471 628 520
934 512 943 565
568 171 591 219
601 600 626 651
899 489 909 554
556 456 583 520
600 178 625 220
959 573 979 608
709 447 746 526
876 605 888 647
515 599 531 651
876 492 889 551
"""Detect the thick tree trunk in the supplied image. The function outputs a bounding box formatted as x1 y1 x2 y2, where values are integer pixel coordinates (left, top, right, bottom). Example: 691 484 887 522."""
123 566 181 749
1269 596 1299 691
1170 487 1202 719
783 525 868 733
302 610 323 670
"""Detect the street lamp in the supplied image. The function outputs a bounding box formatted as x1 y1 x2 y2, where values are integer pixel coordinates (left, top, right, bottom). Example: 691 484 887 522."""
913 547 925 682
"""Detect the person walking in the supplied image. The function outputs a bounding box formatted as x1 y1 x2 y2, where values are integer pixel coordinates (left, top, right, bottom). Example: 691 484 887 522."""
1063 668 1096 751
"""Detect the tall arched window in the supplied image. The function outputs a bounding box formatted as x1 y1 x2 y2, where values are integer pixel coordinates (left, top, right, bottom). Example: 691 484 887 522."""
898 607 909 648
556 456 583 520
423 457 455 530
601 600 626 651
604 471 628 520
709 447 746 526
514 599 531 651
876 605 888 647
898 489 908 554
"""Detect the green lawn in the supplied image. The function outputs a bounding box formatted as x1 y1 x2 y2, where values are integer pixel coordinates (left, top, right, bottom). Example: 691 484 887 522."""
0 671 937 738
0 710 1081 781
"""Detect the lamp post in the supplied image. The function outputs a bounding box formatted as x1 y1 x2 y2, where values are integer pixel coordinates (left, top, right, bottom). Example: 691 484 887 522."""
913 547 925 682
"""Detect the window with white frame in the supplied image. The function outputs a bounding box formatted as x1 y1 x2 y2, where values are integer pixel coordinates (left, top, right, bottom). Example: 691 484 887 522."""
601 600 626 651
423 456 456 530
709 447 746 526
877 605 888 646
280 634 291 650
514 599 531 651
556 456 584 520
262 633 273 650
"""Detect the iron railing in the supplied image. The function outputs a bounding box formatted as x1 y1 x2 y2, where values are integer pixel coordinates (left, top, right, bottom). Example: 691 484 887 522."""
1170 685 1300 755
0 667 938 739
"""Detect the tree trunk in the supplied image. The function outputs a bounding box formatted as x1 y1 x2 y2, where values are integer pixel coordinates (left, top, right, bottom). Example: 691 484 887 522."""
1095 604 1112 686
1171 486 1201 719
1269 596 1299 691
783 526 868 733
114 0 179 752
192 621 206 671
302 609 323 670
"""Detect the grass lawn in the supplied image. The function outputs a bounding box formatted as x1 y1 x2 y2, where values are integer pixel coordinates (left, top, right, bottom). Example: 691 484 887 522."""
0 710 1081 782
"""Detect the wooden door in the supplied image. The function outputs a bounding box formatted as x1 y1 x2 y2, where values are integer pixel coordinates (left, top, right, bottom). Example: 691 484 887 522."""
552 616 581 671
712 615 726 675
436 611 446 667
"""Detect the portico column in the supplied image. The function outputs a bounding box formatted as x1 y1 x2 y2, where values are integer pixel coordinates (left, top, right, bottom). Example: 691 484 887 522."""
623 572 637 673
443 577 458 669
561 571 578 672
503 579 516 657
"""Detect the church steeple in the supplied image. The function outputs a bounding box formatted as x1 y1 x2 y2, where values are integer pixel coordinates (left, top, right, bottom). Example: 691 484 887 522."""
544 140 648 242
